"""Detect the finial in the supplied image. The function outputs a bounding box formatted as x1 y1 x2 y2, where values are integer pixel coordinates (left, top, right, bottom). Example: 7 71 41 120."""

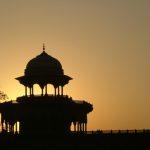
43 43 45 51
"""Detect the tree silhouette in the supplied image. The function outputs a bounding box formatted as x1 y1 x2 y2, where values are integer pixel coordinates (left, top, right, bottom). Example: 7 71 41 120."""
0 91 9 101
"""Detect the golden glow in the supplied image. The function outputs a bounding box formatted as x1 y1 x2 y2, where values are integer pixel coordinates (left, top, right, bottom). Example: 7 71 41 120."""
0 0 150 130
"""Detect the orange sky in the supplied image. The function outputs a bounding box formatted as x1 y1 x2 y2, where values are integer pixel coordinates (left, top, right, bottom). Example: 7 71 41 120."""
0 0 150 130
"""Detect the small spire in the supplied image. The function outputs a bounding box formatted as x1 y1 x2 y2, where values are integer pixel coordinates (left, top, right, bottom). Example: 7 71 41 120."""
43 43 45 51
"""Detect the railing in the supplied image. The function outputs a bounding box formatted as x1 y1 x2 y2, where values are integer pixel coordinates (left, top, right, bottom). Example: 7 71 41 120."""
16 95 72 102
72 129 150 134
17 94 70 98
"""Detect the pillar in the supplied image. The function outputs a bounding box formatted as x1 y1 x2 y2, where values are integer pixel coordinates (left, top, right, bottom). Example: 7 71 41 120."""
81 123 84 132
85 123 87 132
32 86 34 96
30 88 32 96
83 123 85 132
61 86 63 95
58 86 60 95
41 88 44 96
54 87 56 96
6 122 8 132
73 122 76 132
9 124 11 132
80 123 82 131
1 115 4 132
79 123 81 131
15 122 17 134
10 124 14 133
77 122 79 131
12 125 14 134
1 121 4 132
25 86 27 96
45 85 47 95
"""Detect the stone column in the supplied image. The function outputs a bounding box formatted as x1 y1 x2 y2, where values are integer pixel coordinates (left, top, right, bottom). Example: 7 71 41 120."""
30 88 32 96
41 88 44 96
54 87 56 96
61 86 63 95
6 122 8 132
81 123 84 132
83 123 85 132
45 85 48 95
85 123 87 132
73 122 76 131
58 86 60 95
77 122 79 131
25 86 27 96
79 123 81 131
32 86 34 96
1 121 4 132
15 122 18 134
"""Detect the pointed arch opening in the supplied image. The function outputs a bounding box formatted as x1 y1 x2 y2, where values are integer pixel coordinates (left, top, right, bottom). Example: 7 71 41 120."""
47 84 54 96
33 84 42 96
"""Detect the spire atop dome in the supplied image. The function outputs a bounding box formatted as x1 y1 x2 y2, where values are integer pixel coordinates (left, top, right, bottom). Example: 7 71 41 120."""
43 43 45 51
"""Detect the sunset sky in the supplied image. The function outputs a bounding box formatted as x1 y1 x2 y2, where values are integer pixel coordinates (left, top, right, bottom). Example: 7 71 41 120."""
0 0 150 130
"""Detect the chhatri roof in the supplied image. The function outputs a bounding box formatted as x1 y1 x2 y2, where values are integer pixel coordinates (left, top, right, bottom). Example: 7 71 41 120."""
25 48 64 76
16 45 72 87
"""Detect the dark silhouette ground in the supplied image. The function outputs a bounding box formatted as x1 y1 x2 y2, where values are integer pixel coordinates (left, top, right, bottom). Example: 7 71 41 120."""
0 132 150 150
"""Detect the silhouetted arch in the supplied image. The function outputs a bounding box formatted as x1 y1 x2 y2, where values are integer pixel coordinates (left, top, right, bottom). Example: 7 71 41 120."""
47 84 54 95
33 84 41 95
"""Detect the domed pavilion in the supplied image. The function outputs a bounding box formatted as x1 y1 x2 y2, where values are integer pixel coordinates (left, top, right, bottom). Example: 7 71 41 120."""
0 45 93 135
16 45 72 97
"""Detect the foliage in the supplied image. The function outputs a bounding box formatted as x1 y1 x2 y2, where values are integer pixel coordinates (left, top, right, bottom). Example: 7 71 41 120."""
0 91 9 101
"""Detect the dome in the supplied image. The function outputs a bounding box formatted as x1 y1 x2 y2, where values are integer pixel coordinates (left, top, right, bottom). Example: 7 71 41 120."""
25 51 64 76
